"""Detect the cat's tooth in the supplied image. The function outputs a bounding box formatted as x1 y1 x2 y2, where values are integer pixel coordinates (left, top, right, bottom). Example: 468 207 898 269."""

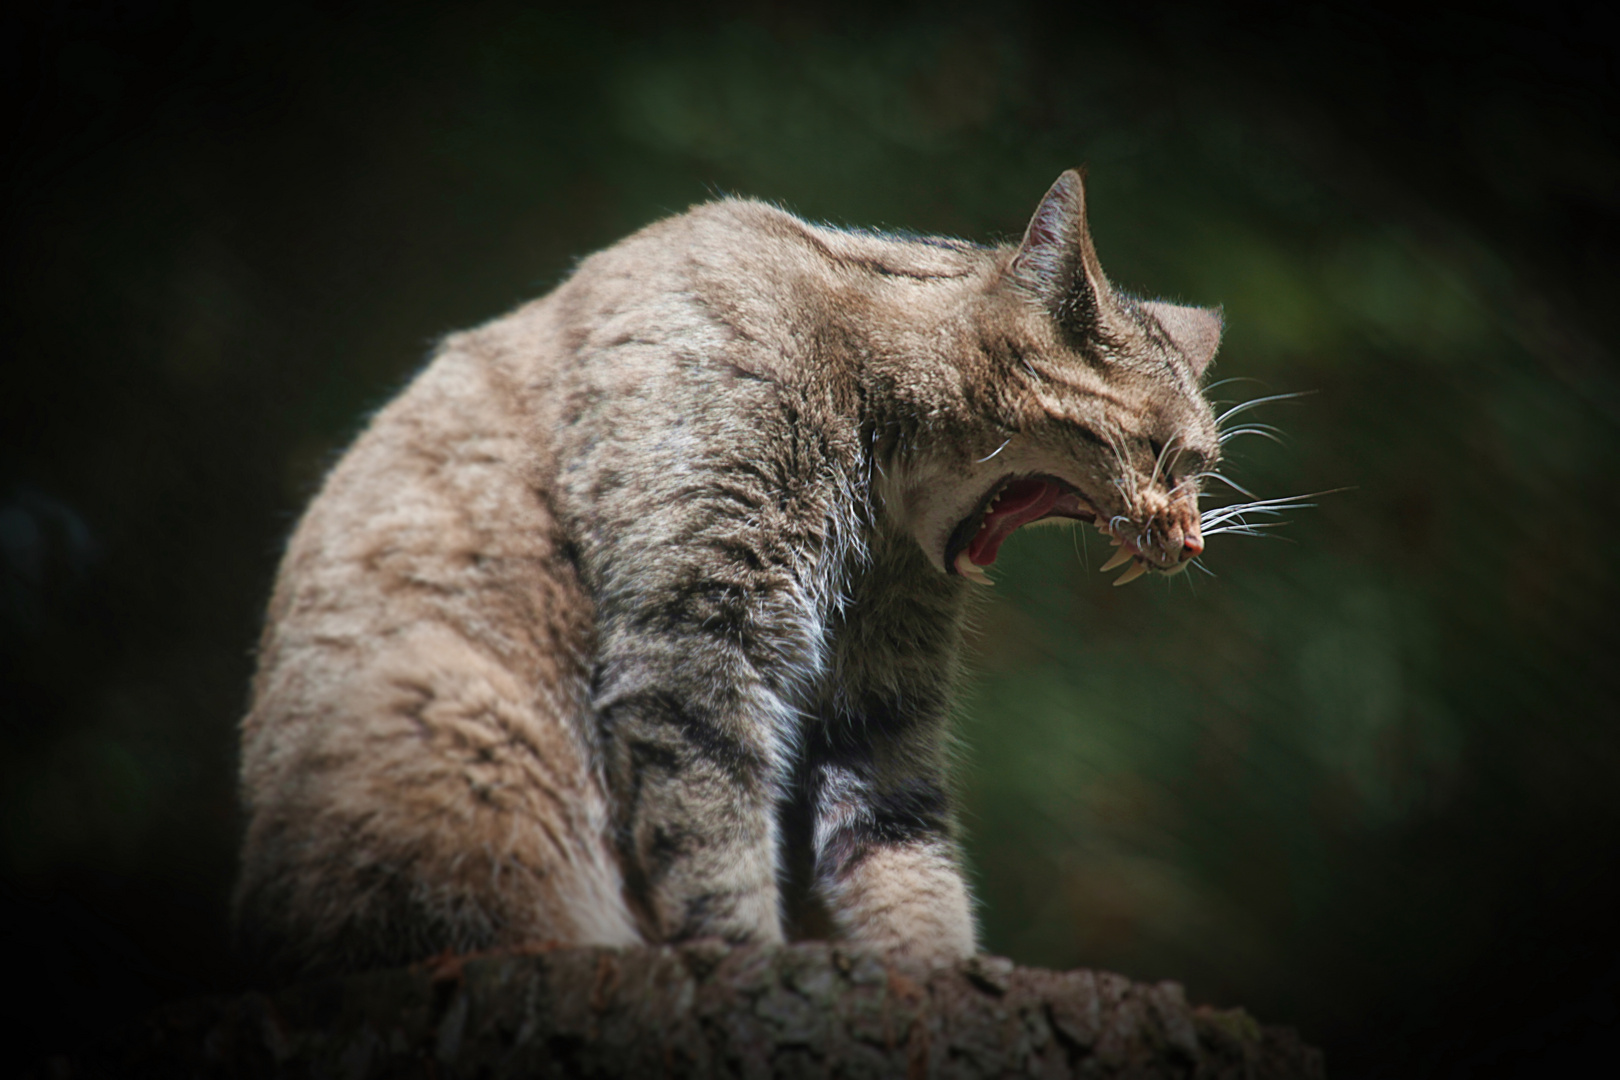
1113 561 1149 587
955 550 994 586
1099 548 1135 572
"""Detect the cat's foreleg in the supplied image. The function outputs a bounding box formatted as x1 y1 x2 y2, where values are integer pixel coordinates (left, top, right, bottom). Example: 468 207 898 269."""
592 618 806 947
562 378 838 948
809 730 978 966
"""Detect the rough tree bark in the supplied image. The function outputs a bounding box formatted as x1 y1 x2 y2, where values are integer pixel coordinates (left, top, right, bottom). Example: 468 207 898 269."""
60 945 1324 1078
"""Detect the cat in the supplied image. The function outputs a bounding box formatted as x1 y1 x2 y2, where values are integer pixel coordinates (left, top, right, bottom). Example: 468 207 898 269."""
234 170 1223 980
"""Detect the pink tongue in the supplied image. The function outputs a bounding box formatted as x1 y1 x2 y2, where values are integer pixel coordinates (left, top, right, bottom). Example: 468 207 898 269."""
967 479 1059 566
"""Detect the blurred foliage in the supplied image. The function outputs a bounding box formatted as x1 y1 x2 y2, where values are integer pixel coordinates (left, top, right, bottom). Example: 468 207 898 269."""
3 1 1618 1073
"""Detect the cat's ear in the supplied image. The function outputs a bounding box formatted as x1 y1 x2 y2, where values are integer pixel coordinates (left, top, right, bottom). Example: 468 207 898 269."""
1006 169 1110 337
1141 300 1223 378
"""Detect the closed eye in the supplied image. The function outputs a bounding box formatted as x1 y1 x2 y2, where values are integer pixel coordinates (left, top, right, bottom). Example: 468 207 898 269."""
1066 421 1109 449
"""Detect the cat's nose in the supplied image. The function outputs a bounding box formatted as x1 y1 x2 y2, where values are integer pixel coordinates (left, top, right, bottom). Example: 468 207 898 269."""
1180 529 1204 560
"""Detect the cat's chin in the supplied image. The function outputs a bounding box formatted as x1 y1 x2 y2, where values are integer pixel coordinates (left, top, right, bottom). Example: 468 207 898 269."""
944 474 1098 584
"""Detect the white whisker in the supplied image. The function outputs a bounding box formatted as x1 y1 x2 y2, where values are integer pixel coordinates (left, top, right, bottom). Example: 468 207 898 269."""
976 438 1012 464
1203 490 1335 515
1202 376 1265 394
1200 506 1311 530
1218 425 1286 446
1203 522 1292 535
1203 526 1295 541
1215 391 1312 429
1149 434 1180 489
1192 472 1261 499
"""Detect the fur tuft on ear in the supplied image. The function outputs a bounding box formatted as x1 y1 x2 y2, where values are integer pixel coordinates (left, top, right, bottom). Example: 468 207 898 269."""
1141 300 1223 378
1006 169 1109 338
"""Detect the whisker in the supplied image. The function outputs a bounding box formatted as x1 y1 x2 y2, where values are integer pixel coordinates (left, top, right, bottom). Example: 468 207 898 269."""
1200 505 1312 529
1204 489 1338 514
1215 391 1313 429
1203 527 1296 542
1201 376 1265 394
1218 425 1286 446
1202 504 1265 525
1104 425 1138 505
1198 487 1342 537
1170 472 1202 499
976 438 1012 464
1201 498 1317 519
1192 472 1262 499
1149 434 1180 489
1202 522 1292 535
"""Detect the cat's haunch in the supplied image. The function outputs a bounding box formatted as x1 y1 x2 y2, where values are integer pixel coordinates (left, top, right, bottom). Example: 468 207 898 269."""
234 171 1222 979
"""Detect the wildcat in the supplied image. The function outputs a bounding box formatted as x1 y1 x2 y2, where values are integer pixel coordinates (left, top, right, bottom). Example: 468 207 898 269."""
234 170 1222 979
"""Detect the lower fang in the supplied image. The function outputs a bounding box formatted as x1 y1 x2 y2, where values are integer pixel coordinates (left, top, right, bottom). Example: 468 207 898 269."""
955 549 994 586
1113 561 1149 587
1099 548 1135 572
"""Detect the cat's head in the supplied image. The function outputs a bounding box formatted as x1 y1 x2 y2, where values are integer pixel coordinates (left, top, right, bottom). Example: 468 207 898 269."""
900 170 1222 587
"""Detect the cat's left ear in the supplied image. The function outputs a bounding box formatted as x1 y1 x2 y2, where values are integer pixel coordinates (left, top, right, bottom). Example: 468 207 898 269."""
1006 169 1110 339
1142 300 1223 378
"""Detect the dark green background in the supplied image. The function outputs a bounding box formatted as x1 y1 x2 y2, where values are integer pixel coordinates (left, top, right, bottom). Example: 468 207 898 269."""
4 2 1617 1074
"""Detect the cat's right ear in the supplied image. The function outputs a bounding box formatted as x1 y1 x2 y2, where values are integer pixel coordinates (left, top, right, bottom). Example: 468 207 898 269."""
1005 169 1110 339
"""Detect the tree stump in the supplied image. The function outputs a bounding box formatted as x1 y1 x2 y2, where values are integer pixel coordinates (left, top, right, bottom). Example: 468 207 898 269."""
57 944 1324 1078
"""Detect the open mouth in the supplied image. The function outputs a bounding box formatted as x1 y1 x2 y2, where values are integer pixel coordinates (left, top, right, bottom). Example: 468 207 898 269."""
945 475 1098 583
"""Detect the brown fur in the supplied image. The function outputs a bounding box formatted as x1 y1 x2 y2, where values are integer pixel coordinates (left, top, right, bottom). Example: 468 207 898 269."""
235 171 1222 979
